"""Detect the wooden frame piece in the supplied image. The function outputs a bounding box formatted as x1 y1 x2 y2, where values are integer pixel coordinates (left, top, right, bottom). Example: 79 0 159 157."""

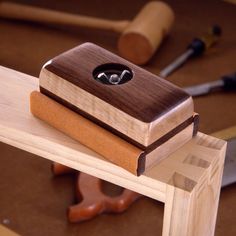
0 225 20 236
0 66 226 236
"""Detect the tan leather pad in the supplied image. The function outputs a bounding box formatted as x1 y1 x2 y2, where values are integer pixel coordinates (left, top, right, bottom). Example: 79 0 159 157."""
30 91 143 175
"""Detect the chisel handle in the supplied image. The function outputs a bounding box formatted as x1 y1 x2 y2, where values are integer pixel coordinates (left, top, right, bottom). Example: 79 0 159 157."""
222 73 236 91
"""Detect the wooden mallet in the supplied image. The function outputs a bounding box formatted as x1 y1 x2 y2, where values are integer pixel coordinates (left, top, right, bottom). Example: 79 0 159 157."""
0 1 174 65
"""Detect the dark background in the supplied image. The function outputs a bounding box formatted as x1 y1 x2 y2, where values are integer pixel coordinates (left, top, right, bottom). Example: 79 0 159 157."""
0 0 235 235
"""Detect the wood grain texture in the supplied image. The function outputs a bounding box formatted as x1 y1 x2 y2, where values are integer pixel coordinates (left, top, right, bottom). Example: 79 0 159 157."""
0 225 20 236
30 91 195 175
162 133 226 236
41 43 190 122
0 66 226 235
118 1 174 64
30 91 144 175
40 43 194 146
40 86 196 151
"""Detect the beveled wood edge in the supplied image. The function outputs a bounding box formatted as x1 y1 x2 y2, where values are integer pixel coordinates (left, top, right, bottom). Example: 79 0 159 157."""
39 67 150 145
40 67 194 146
40 85 195 153
145 123 194 170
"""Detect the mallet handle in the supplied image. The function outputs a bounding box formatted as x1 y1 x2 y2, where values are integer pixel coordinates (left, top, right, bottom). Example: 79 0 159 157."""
0 2 130 33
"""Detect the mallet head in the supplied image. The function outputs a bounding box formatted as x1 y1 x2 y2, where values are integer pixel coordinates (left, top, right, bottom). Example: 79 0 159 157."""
118 1 174 65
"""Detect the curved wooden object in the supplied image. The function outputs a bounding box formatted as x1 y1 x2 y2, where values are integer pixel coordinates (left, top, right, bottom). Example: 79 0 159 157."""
52 163 142 222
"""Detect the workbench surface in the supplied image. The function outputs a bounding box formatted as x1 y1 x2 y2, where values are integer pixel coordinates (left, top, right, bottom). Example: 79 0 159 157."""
0 0 235 235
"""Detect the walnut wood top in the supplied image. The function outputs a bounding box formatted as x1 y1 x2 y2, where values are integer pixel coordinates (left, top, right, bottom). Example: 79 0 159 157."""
44 43 190 123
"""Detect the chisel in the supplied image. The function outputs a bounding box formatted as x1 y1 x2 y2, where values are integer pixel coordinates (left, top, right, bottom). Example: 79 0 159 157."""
159 25 222 78
184 72 236 97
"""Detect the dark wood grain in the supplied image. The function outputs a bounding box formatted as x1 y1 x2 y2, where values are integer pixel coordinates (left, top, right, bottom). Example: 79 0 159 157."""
44 42 190 123
40 86 196 152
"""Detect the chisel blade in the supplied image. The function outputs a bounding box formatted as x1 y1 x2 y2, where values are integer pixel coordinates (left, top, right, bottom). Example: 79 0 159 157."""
184 80 224 97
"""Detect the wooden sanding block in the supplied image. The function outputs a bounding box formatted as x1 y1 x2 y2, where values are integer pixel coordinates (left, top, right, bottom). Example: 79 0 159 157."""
31 43 199 175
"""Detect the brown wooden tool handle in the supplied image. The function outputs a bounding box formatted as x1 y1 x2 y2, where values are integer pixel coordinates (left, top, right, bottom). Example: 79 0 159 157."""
52 162 76 175
106 189 142 213
68 172 142 222
0 2 129 33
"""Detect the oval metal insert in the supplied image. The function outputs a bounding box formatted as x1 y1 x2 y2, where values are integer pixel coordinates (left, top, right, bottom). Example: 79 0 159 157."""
93 63 133 85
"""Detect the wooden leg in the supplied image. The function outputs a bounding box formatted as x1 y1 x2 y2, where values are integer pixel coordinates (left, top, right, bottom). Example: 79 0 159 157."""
163 178 195 236
163 177 223 235
162 137 225 236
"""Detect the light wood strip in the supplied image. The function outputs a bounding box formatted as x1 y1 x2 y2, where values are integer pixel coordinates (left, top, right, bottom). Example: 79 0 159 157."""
0 225 20 236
